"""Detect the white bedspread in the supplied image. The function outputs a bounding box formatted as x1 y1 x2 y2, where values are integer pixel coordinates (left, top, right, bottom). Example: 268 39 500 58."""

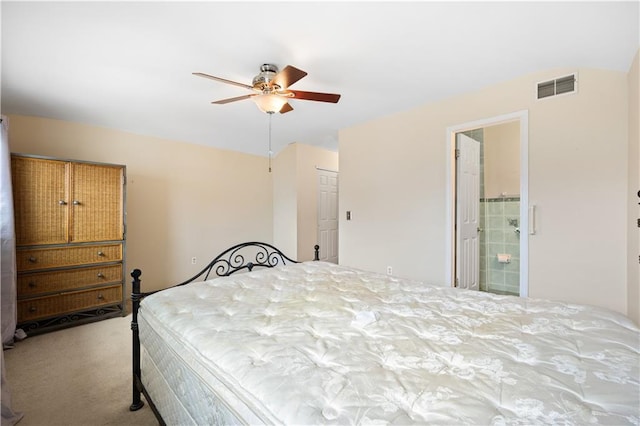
140 261 640 425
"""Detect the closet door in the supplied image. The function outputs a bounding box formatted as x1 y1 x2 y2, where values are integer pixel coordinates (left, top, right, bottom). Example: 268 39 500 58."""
70 163 124 242
11 157 69 245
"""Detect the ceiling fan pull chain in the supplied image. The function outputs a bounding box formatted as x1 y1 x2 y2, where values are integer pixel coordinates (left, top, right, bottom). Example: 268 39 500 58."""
268 112 273 173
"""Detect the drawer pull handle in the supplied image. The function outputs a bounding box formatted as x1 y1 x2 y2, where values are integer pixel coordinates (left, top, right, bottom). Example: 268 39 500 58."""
73 200 81 205
97 294 104 300
28 281 37 288
97 273 104 278
97 251 104 256
28 256 37 263
59 200 67 205
29 307 37 313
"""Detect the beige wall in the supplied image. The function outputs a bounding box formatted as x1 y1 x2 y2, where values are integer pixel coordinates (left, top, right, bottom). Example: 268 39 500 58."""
7 115 273 292
628 50 639 324
273 142 338 261
483 121 520 198
340 66 631 318
272 144 298 259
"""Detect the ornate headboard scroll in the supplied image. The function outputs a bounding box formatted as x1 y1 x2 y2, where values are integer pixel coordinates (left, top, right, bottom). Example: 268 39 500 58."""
175 241 319 286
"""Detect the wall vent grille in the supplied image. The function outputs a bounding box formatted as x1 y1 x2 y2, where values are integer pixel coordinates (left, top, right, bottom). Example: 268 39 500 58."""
537 74 577 99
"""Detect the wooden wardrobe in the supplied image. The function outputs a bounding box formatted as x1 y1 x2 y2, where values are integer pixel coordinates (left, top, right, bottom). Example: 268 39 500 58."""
11 154 126 335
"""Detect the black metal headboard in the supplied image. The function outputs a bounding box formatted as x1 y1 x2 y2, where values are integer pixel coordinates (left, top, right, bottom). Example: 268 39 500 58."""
175 241 318 285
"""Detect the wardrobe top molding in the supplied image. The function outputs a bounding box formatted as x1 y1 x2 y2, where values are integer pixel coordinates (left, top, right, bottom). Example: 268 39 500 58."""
11 152 126 169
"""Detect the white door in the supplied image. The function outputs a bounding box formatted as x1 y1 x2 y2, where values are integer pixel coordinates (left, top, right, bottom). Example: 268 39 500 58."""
317 169 339 263
456 134 480 290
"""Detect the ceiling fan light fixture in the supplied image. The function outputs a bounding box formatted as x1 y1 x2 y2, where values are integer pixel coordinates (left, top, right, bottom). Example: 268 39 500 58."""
253 93 288 114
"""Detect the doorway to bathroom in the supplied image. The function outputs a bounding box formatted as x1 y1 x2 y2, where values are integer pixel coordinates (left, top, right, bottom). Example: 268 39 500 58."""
446 111 529 297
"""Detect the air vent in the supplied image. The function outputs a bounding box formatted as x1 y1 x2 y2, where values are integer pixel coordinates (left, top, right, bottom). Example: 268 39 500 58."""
537 74 577 99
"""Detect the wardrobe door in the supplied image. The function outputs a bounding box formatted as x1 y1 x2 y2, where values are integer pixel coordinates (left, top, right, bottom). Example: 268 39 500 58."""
11 156 69 245
70 163 124 243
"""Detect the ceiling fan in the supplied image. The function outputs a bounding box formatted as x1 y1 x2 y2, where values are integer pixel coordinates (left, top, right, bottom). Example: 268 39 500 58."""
193 64 341 114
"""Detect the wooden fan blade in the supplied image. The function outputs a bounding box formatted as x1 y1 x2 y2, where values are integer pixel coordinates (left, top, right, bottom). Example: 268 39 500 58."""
279 103 294 114
272 65 307 89
193 72 253 90
289 90 341 103
211 94 254 104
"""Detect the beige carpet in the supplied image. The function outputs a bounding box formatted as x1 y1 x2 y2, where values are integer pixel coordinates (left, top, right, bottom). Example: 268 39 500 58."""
3 315 158 426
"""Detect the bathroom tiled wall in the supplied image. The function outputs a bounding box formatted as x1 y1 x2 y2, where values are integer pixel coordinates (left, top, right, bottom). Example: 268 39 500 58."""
480 198 520 295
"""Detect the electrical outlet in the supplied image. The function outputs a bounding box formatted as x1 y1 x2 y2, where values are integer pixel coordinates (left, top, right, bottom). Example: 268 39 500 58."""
191 257 197 265
386 266 392 275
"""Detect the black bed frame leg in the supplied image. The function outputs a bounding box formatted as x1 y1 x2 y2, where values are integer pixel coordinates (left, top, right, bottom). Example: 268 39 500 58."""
314 245 320 261
129 269 145 411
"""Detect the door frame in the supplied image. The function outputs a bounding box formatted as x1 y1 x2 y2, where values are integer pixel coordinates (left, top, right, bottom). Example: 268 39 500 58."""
445 110 529 297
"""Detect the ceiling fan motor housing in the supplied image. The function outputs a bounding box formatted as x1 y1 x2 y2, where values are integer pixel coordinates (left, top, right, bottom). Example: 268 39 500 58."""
252 64 280 92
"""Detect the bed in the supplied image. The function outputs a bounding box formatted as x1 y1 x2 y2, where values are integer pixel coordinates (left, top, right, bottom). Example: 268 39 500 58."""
129 241 640 425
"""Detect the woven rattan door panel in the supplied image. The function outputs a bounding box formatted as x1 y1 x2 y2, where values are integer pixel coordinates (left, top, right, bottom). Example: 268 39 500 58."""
70 163 124 242
18 285 123 322
17 244 123 272
18 264 123 297
11 156 69 245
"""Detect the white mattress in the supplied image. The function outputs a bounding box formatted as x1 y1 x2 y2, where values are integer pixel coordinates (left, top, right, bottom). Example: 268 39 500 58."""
138 261 640 425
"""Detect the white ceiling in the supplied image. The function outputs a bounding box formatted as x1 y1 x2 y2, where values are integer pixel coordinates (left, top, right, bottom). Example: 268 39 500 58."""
1 1 638 157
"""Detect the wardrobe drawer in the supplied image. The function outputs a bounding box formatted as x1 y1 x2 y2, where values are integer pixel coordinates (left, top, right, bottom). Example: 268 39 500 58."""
18 264 123 297
17 244 122 271
18 284 123 322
